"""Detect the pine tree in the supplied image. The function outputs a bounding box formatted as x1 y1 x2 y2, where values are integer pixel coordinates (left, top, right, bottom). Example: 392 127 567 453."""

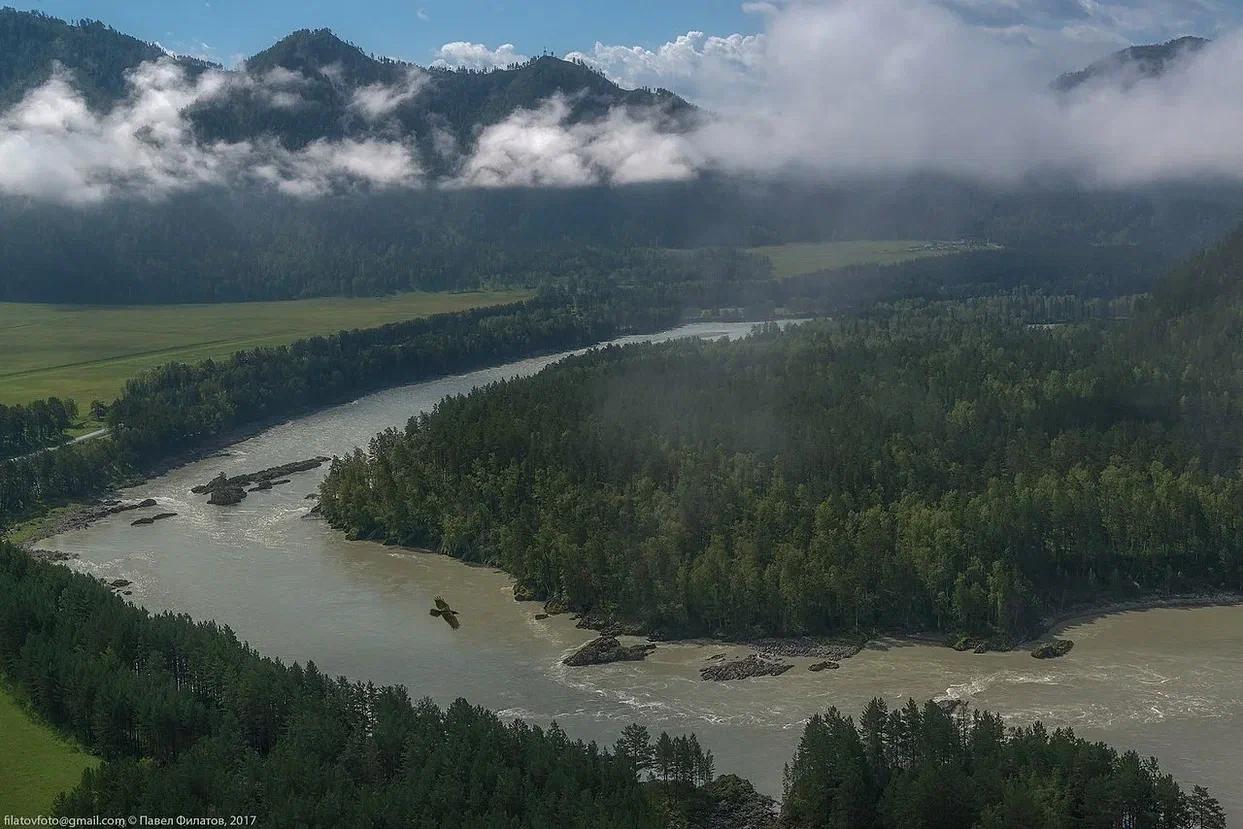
614 723 653 778
1189 785 1227 829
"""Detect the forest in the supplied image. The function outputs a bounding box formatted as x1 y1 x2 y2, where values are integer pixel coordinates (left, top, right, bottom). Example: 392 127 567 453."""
318 226 1243 641
779 698 1225 829
0 181 1228 305
0 399 77 460
0 542 1220 827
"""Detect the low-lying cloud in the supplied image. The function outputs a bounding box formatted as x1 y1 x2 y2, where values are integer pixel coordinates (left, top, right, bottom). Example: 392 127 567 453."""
349 67 428 119
453 97 699 188
6 0 1243 204
0 60 422 203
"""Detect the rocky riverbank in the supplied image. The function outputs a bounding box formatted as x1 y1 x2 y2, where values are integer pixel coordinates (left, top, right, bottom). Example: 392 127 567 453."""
700 654 793 682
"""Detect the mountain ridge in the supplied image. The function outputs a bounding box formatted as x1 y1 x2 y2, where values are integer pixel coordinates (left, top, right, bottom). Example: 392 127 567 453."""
0 8 692 157
1054 35 1210 91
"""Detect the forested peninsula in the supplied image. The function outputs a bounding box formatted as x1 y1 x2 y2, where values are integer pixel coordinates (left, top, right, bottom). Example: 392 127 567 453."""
320 227 1243 644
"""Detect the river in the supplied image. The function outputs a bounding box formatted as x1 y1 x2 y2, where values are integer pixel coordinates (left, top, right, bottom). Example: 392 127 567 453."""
38 322 1243 820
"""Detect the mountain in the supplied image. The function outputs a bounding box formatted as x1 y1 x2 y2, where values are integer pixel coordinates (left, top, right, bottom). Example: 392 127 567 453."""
190 29 692 159
0 7 214 108
1053 35 1209 92
0 10 691 158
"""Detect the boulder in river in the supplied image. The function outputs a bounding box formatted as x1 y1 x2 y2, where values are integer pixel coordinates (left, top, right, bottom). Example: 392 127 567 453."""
109 579 131 589
102 498 157 517
534 613 549 620
513 583 537 602
563 636 656 667
1031 639 1074 659
700 654 792 682
131 512 176 526
208 486 247 506
808 660 840 672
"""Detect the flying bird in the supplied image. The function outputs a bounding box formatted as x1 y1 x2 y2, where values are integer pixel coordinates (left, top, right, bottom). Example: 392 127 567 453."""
429 596 460 629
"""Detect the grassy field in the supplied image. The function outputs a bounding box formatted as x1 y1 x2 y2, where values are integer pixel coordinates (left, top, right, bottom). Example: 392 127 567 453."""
0 290 530 407
752 240 985 279
0 682 96 816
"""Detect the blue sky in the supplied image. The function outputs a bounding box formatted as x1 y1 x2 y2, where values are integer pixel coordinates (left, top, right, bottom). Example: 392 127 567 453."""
11 0 759 65
9 0 1241 89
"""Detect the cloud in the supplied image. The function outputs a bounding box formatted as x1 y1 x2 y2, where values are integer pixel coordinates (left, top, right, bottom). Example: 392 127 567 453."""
0 59 423 203
453 96 699 188
349 67 428 119
8 0 1243 204
431 42 528 71
253 137 422 196
565 31 766 108
688 0 1243 186
549 0 1243 187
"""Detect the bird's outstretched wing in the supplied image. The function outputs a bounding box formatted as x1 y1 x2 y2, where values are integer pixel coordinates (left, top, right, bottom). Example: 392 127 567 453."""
429 608 442 617
442 612 460 630
434 596 451 611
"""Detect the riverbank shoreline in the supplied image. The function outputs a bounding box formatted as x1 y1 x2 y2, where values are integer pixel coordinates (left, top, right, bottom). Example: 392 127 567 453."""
1041 592 1243 635
561 589 1243 660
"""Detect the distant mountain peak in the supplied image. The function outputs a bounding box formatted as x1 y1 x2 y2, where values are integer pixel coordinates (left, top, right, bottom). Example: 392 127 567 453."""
1054 36 1210 92
244 27 393 82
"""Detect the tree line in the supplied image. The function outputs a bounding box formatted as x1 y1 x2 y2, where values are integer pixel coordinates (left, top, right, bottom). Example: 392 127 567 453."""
0 398 77 459
318 227 1243 642
780 698 1224 829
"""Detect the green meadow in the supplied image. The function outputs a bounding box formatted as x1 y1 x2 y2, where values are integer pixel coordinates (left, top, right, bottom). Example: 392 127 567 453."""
751 240 985 279
0 290 531 408
0 682 96 816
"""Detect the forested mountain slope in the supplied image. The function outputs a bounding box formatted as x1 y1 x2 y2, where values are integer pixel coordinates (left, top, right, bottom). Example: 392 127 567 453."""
194 29 689 152
0 8 213 108
319 227 1243 640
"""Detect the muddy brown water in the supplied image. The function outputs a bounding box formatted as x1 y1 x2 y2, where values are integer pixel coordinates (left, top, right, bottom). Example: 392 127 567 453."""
39 322 1243 819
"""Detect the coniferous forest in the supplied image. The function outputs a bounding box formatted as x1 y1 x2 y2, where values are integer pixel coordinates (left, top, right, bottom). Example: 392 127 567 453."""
319 227 1243 642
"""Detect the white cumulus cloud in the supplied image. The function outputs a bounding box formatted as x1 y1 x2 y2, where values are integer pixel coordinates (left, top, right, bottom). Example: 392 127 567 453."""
431 42 529 71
